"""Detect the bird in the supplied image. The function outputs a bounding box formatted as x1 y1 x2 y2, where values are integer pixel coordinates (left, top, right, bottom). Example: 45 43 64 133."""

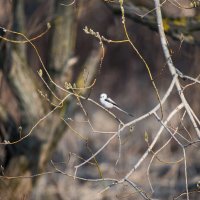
100 93 134 117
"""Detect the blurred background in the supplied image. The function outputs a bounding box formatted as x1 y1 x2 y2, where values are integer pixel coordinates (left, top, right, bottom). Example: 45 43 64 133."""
0 0 200 199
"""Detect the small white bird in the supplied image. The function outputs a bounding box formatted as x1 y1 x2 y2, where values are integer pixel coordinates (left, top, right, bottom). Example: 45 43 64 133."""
100 93 133 117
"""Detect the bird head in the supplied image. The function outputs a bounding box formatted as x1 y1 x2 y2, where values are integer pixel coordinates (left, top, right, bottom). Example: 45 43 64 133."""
100 93 107 100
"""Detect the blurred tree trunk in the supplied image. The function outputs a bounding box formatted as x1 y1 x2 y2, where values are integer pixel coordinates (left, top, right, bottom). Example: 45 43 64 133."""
38 0 78 170
0 0 42 198
0 1 101 199
0 1 78 199
8 0 45 123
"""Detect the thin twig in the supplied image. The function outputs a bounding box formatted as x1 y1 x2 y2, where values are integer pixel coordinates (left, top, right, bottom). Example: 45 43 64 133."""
74 76 177 176
154 0 200 139
124 103 184 180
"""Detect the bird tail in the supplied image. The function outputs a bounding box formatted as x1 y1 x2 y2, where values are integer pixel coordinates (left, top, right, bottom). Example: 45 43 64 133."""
114 105 134 117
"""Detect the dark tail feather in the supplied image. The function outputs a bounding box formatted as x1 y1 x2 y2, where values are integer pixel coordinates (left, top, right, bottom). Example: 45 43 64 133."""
127 112 134 117
114 106 134 117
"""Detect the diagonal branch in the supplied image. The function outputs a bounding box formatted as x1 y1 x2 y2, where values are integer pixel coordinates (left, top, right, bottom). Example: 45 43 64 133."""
154 0 200 139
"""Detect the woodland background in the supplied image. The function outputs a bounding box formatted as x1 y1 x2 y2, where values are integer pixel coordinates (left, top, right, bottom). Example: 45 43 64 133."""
0 0 200 199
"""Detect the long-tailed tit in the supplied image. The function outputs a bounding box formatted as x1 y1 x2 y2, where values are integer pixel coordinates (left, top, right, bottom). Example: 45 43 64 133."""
100 93 133 117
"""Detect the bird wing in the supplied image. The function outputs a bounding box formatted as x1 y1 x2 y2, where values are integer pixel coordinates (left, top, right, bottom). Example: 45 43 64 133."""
106 98 134 117
104 97 134 117
105 98 118 107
